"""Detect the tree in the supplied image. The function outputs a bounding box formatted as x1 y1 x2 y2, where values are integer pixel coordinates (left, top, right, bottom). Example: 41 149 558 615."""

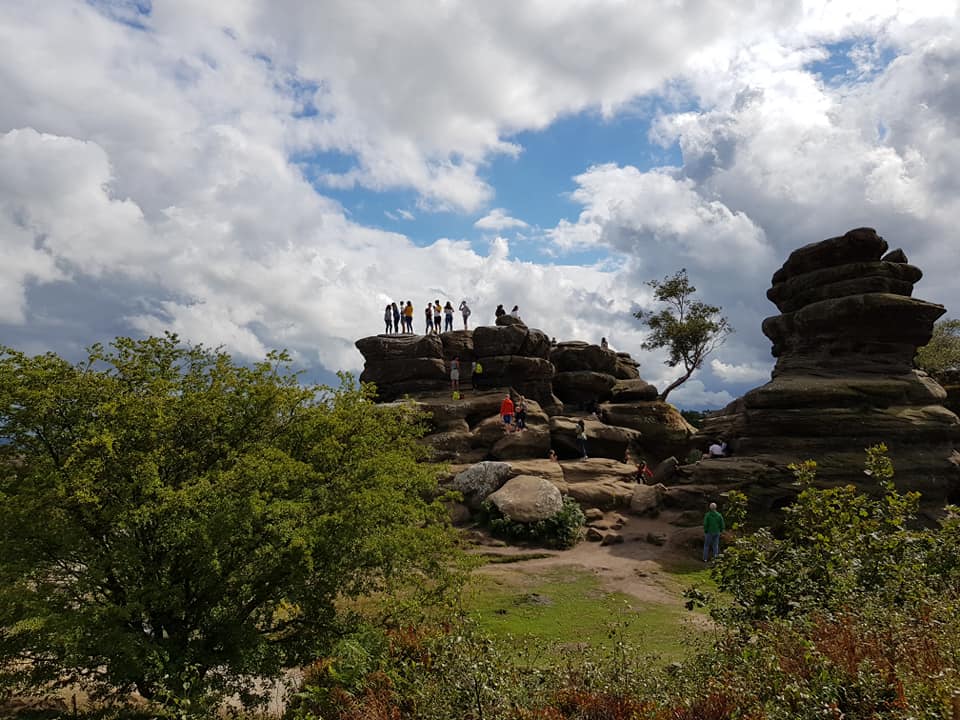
634 269 732 402
0 335 456 711
915 317 960 377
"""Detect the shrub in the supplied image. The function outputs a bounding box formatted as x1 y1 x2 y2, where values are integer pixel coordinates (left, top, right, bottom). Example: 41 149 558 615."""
482 497 585 549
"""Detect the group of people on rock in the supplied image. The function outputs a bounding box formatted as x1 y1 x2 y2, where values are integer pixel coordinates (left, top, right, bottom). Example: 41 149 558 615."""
499 393 528 432
494 304 521 320
383 300 473 335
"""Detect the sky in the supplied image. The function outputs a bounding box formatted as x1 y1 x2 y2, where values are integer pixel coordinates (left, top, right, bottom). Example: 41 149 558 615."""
2 0 959 408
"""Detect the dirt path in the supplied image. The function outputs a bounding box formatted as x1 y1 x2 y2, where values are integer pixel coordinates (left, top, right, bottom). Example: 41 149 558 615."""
471 514 708 606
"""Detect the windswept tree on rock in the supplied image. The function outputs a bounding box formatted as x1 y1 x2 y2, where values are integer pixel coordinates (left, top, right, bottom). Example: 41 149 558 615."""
634 269 732 402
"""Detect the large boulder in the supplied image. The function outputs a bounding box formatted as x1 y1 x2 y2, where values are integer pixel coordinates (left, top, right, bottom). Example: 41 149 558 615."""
451 461 513 509
690 228 960 510
549 416 642 460
553 371 616 404
473 324 551 359
356 333 443 361
610 379 659 402
630 483 667 515
550 341 619 374
488 475 564 522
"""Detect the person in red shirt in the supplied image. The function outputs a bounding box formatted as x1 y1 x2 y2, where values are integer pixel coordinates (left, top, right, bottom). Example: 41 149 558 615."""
500 394 514 432
637 459 654 482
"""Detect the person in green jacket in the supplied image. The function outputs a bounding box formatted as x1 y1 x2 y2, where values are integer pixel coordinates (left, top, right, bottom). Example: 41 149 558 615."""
703 502 725 562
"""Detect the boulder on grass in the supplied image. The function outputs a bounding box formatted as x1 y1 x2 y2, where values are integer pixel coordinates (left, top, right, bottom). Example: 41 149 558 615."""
487 475 564 522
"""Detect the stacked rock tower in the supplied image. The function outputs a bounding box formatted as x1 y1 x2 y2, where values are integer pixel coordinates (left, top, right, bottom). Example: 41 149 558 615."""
697 228 960 505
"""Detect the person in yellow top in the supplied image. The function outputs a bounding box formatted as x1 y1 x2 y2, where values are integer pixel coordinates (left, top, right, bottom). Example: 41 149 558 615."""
403 301 414 333
433 300 443 333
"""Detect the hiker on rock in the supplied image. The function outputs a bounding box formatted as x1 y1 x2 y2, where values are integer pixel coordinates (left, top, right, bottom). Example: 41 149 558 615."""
703 502 725 562
600 337 609 350
424 303 433 334
576 419 588 459
636 459 653 483
433 300 443 333
495 304 506 319
706 439 728 458
403 301 414 333
383 304 393 334
511 305 520 319
500 394 514 432
514 395 527 431
459 300 472 330
444 301 455 332
391 302 401 334
450 356 460 393
471 359 483 389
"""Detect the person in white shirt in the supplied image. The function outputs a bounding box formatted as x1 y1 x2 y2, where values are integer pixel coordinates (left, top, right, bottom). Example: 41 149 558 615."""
707 439 727 458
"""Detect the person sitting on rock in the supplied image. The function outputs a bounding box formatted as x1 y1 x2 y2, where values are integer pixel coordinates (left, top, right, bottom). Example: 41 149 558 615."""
495 304 506 319
500 394 514 432
707 439 727 458
548 449 558 462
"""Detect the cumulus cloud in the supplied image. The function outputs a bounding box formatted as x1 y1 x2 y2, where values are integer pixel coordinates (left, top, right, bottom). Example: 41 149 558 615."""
1 0 958 412
710 358 772 384
474 208 529 232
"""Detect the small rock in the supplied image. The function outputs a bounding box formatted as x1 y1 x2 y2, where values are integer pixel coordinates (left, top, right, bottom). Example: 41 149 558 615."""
584 508 604 522
588 521 612 530
600 532 624 546
646 532 667 546
586 527 604 542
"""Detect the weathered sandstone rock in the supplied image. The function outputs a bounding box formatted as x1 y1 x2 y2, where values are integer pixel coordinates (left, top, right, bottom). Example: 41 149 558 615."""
488 475 564 522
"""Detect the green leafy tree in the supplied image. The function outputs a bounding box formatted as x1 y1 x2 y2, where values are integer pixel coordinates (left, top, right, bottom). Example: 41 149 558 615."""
0 335 456 711
915 317 960 377
634 269 732 402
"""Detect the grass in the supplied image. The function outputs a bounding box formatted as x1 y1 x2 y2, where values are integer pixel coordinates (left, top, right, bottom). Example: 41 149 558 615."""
462 566 712 662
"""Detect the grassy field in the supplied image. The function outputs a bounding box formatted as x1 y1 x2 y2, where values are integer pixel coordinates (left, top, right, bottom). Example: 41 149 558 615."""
462 563 716 662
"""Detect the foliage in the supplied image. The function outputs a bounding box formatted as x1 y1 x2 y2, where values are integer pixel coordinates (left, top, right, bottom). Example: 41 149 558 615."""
915 317 960 376
634 269 732 402
0 335 458 711
289 442 960 718
482 497 585 549
678 409 708 429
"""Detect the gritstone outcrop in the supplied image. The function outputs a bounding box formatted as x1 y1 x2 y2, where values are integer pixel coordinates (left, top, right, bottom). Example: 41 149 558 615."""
689 228 960 510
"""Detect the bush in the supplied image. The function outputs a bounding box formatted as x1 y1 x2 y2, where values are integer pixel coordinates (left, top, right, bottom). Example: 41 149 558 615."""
0 335 459 712
482 497 585 549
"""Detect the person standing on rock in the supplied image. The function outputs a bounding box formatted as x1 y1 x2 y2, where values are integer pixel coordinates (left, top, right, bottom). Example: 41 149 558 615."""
511 305 520 319
433 300 443 333
391 302 401 334
500 394 514 433
424 303 434 334
600 337 609 350
576 419 588 459
703 502 725 562
459 300 472 329
403 301 414 333
514 395 527 431
444 301 455 332
450 356 460 394
383 304 393 334
495 304 506 320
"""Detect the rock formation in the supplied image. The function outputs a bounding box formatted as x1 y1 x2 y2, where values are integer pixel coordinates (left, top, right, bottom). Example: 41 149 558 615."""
355 321 693 465
689 228 960 511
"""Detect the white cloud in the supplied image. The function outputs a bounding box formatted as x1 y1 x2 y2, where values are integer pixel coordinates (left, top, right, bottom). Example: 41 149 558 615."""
474 208 529 232
710 358 772 384
1 0 958 415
